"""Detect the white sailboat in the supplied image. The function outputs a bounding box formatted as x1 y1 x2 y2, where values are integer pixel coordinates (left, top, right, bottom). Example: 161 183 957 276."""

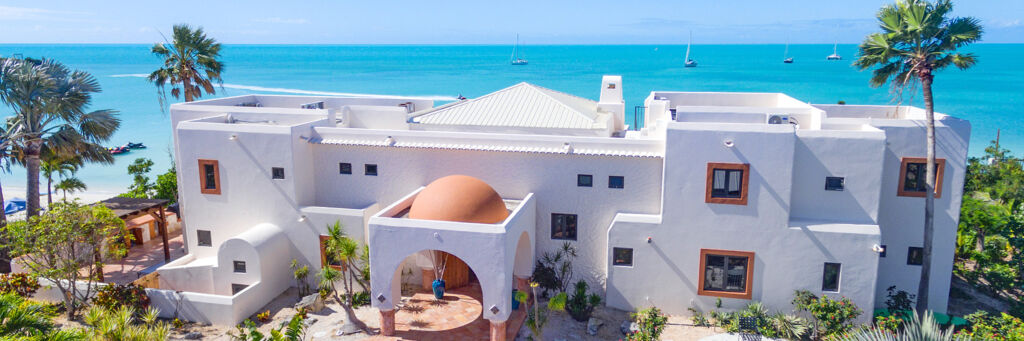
684 31 697 68
827 42 842 60
511 35 528 65
783 41 794 63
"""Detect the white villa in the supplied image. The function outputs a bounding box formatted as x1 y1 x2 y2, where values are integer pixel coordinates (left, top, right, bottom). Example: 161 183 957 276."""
159 76 969 339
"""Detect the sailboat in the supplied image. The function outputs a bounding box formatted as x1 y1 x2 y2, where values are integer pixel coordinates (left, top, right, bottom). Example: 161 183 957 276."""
783 41 794 63
510 35 528 65
827 42 842 60
684 31 697 68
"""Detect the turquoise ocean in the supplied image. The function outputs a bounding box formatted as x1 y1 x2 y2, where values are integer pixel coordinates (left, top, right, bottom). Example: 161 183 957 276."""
0 44 1020 195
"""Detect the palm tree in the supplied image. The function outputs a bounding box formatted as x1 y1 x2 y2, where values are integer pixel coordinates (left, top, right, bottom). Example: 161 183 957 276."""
0 57 120 217
149 24 224 105
55 177 87 201
0 292 65 338
321 221 369 334
39 153 81 205
855 0 982 312
0 120 20 273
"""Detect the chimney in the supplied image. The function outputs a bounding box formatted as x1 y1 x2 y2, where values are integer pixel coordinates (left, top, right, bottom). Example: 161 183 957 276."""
598 75 625 132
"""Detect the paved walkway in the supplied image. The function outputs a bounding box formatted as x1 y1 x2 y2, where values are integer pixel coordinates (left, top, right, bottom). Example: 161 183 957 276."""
369 281 527 341
98 229 186 284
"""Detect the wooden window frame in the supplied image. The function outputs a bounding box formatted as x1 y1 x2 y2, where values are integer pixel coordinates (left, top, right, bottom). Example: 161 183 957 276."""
319 235 343 270
198 159 221 195
897 157 946 198
698 249 755 300
705 163 750 205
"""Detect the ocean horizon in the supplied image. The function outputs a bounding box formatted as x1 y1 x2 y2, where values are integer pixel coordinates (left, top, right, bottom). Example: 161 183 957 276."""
1 43 1020 196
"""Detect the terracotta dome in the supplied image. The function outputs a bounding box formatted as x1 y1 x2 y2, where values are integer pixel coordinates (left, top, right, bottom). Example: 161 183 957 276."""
409 175 509 224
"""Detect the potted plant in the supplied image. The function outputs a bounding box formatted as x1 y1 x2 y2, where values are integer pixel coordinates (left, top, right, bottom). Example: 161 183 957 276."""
430 251 449 300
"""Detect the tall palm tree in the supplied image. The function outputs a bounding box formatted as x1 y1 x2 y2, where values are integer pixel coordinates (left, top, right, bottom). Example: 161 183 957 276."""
55 177 87 201
0 57 120 217
855 0 982 312
39 153 81 205
149 24 224 105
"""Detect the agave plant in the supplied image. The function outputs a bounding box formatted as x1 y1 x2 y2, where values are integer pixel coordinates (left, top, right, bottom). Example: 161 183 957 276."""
838 311 968 341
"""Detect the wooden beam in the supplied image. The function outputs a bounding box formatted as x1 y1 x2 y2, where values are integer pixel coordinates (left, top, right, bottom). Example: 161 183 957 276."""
159 205 170 262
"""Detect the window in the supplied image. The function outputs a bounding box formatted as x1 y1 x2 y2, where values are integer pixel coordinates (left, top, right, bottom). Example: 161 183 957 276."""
607 83 616 89
705 163 750 205
196 230 212 247
698 249 754 299
577 174 593 187
880 244 887 258
271 167 285 179
198 159 220 195
551 213 577 240
233 261 246 273
907 247 923 265
822 263 841 292
609 176 625 189
231 284 248 295
319 236 344 270
613 247 633 266
825 177 845 191
898 157 946 198
339 163 352 174
365 164 378 176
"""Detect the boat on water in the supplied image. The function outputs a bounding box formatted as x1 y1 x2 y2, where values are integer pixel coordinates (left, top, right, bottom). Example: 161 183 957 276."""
684 31 697 68
510 35 528 65
783 41 794 63
827 42 842 60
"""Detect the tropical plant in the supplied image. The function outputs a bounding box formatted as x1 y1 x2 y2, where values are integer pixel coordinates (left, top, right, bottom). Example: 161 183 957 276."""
230 314 307 341
769 312 810 340
793 290 862 339
838 311 967 341
1 201 127 319
290 259 312 297
855 0 982 311
154 166 178 203
885 286 916 318
149 24 224 105
960 311 1024 341
0 273 40 297
627 306 668 341
121 158 155 198
0 121 18 273
319 221 370 333
688 307 710 327
0 292 59 338
565 279 601 322
39 153 81 205
0 57 120 217
532 241 577 296
92 283 150 314
515 281 567 341
81 305 169 341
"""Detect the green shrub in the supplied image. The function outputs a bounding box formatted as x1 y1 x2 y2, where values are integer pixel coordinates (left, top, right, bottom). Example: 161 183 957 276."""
565 280 601 322
981 262 1018 291
352 291 370 307
628 306 667 341
92 283 150 313
231 314 307 340
83 305 168 340
793 290 862 339
960 311 1024 341
0 273 40 297
688 307 710 327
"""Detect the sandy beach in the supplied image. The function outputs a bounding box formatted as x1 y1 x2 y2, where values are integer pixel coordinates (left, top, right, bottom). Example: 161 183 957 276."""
2 185 124 219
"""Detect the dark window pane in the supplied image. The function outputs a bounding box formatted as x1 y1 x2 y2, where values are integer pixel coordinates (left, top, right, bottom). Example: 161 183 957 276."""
609 176 625 189
577 174 593 187
272 167 285 179
613 247 633 266
822 263 841 292
551 213 577 240
825 177 845 191
197 230 212 247
233 261 246 273
880 244 887 258
904 163 927 192
712 169 743 198
907 247 923 265
231 283 248 295
703 254 748 292
365 164 378 176
339 163 352 174
203 164 217 190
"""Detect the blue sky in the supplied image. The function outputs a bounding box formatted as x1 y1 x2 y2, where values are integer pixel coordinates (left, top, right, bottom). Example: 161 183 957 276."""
0 0 1021 44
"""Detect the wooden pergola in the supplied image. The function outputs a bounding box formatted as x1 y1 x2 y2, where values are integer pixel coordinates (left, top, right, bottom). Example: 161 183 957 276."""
96 197 172 263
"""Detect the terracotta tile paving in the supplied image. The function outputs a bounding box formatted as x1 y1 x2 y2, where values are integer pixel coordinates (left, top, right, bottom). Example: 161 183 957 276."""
96 230 186 284
369 281 527 341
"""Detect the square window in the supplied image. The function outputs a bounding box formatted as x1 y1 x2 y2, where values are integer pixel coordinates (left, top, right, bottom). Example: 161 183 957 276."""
365 164 378 176
907 247 923 265
609 176 625 189
339 163 352 174
699 249 754 299
198 159 220 195
233 261 246 273
231 283 248 295
706 163 750 205
822 263 841 292
897 157 946 198
271 167 285 179
825 177 845 191
577 174 593 187
613 247 633 266
551 213 577 240
196 230 212 247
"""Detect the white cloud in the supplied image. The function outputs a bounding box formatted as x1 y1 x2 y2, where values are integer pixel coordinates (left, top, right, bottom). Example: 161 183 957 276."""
252 17 309 25
0 6 90 22
990 19 1022 28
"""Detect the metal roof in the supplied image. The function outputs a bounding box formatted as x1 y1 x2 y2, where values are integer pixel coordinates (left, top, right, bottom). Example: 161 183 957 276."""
315 137 662 158
410 83 607 130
